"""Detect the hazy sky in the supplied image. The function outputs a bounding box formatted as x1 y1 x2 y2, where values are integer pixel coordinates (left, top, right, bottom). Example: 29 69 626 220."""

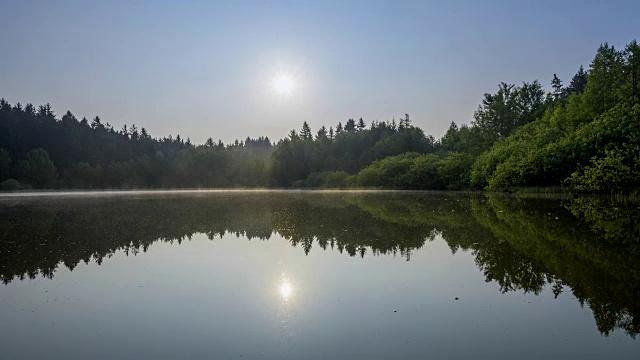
1 0 638 144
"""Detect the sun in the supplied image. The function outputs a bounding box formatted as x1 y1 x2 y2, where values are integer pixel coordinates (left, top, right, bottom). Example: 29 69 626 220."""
272 73 295 96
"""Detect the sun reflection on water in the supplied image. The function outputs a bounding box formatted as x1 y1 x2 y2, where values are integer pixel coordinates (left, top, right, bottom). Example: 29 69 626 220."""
279 272 296 301
280 281 293 299
275 272 298 349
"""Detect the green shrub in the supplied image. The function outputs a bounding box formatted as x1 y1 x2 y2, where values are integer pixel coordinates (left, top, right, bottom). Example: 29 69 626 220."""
323 171 349 188
567 147 639 192
1 179 22 191
344 175 358 188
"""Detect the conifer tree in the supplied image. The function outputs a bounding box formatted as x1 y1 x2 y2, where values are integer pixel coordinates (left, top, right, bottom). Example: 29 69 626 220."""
565 66 588 95
551 74 563 98
316 126 328 141
300 121 312 140
345 118 356 132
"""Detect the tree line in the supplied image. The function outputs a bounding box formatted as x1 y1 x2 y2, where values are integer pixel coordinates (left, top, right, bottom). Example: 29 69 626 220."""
0 102 273 189
1 39 638 192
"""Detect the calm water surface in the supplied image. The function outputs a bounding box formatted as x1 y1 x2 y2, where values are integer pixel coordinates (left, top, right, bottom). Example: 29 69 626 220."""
0 191 639 359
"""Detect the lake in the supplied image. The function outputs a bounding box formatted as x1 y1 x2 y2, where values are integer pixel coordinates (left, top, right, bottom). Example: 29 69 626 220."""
0 190 638 359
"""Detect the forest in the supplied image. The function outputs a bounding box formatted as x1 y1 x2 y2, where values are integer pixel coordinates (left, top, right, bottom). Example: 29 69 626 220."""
1 40 638 192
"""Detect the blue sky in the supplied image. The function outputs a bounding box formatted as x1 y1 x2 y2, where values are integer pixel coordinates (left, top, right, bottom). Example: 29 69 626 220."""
1 0 638 143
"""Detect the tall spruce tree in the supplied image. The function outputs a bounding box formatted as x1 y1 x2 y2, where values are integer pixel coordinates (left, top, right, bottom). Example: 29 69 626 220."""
551 74 563 98
300 122 312 140
565 66 588 95
345 119 356 132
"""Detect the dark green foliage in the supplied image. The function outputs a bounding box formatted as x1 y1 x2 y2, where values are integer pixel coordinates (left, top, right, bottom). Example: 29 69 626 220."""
0 179 21 191
472 80 549 145
289 170 351 188
565 104 640 192
270 119 436 186
621 40 640 105
344 118 356 132
568 148 637 192
323 171 350 188
0 98 273 189
0 148 11 180
21 148 58 188
471 40 640 192
564 65 588 95
584 43 625 115
437 152 475 190
357 153 422 188
438 122 487 155
356 152 472 190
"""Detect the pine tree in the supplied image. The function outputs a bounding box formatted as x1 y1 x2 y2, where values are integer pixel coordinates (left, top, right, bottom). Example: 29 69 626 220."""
38 103 54 117
24 103 35 116
328 126 334 139
551 74 563 98
316 126 328 141
300 121 312 140
565 66 588 95
288 129 299 141
62 110 76 123
357 118 366 130
345 118 356 132
129 124 139 140
401 114 411 129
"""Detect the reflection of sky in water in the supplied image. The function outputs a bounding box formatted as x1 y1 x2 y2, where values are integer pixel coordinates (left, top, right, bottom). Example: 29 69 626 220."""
1 192 639 359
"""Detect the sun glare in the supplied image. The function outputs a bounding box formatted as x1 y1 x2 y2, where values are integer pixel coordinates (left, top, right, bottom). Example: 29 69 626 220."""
272 73 295 96
280 280 293 299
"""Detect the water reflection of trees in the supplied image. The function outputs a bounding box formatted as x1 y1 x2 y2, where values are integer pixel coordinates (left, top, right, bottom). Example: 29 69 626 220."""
470 195 640 338
0 191 639 338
